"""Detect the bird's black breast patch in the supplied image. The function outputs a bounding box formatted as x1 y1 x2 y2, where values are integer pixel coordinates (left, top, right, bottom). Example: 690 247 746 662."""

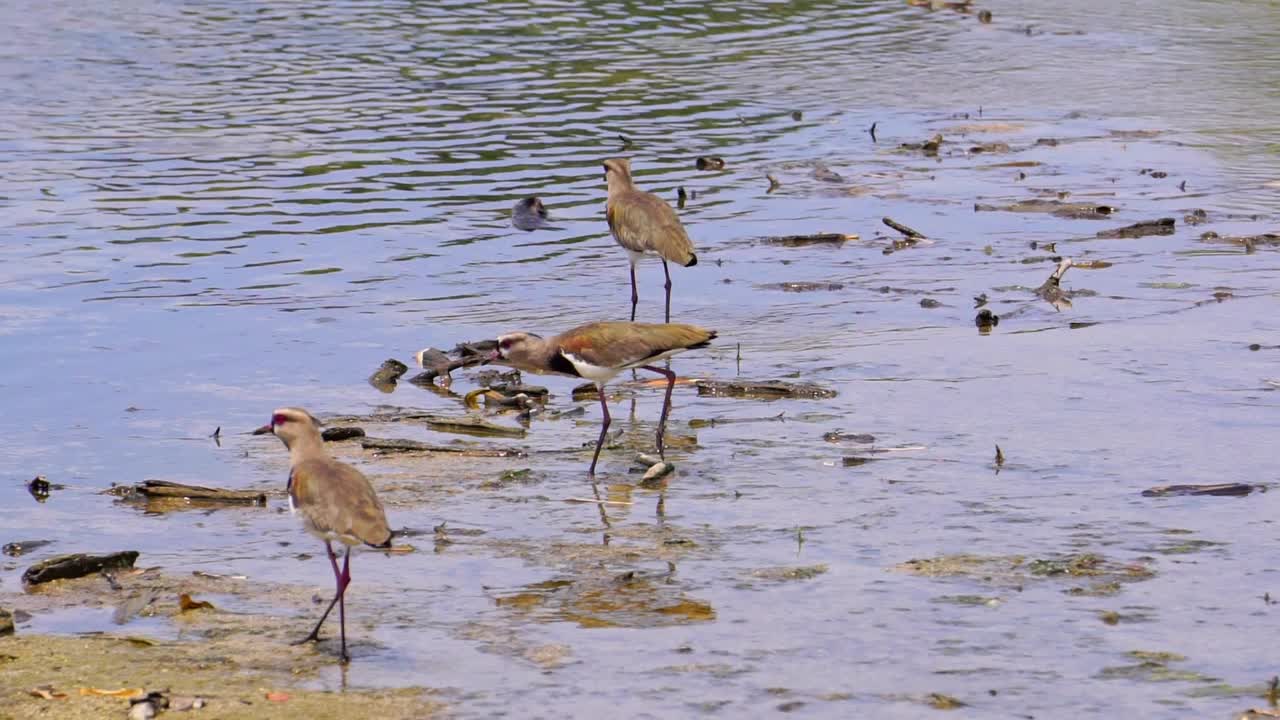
550 351 582 377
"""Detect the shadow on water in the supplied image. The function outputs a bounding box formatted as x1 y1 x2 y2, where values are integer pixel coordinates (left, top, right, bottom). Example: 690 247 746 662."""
2 0 1280 717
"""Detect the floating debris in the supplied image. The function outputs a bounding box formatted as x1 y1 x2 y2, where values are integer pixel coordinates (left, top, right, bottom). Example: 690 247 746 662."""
978 9 992 22
995 444 1005 468
920 298 942 308
926 693 966 709
968 141 1010 154
27 475 54 502
23 551 140 586
975 308 999 331
758 281 845 293
1034 257 1075 311
641 461 675 484
695 156 725 171
760 232 857 247
1184 209 1208 225
842 456 877 467
1141 483 1260 497
900 133 943 155
883 216 927 239
3 539 53 557
512 196 549 231
974 199 1117 219
766 174 781 192
823 431 875 443
368 358 409 393
0 607 13 636
811 162 845 183
696 379 837 400
321 426 366 442
1096 217 1176 239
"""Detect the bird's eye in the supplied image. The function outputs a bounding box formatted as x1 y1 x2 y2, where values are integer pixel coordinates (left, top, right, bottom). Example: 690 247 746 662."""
499 338 510 350
272 413 288 426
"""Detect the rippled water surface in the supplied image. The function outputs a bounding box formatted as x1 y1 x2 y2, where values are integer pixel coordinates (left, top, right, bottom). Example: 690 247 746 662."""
3 0 1280 716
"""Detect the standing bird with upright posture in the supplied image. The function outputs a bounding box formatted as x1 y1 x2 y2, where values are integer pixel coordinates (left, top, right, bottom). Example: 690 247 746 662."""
488 321 716 474
603 158 698 323
253 407 391 663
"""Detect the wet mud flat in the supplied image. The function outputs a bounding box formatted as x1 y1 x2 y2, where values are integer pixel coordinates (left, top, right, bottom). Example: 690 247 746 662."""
3 2 1280 716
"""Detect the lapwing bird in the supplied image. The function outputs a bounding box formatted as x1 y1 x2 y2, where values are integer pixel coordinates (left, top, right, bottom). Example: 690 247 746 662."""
253 407 391 663
603 158 698 323
488 321 716 474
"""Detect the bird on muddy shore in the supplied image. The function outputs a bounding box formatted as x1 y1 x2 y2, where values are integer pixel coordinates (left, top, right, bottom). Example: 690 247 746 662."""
253 407 391 664
603 158 698 323
487 321 717 474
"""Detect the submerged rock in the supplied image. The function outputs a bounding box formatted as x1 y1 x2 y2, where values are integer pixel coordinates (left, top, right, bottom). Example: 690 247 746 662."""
0 607 13 635
321 426 366 442
368 358 409 393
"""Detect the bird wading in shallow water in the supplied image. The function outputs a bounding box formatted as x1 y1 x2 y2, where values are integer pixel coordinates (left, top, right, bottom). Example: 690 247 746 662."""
487 321 716 474
603 158 698 323
253 407 391 663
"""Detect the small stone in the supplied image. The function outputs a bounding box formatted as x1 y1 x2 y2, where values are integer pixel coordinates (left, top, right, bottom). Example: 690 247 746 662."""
0 607 14 635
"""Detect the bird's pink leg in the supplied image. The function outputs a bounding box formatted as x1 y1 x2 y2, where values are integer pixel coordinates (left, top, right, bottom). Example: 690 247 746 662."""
662 260 672 323
641 365 677 458
337 549 351 663
588 385 611 475
297 541 342 645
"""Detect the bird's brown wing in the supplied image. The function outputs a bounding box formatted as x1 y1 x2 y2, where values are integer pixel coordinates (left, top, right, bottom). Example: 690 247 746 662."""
607 190 695 265
557 322 715 369
291 458 392 548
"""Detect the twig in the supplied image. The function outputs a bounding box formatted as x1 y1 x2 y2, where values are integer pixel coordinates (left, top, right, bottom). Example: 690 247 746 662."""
883 216 926 239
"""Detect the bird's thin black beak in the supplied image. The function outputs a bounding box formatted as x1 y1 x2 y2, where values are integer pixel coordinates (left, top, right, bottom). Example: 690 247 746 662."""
251 424 273 435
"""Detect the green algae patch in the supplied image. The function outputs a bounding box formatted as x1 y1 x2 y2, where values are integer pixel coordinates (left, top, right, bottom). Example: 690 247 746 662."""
0 635 442 720
895 552 1156 594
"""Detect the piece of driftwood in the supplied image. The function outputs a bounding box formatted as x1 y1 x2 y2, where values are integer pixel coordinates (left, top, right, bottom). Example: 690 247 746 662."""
24 551 140 586
131 481 266 506
695 379 837 400
359 437 525 457
421 414 526 439
1141 483 1261 498
1096 217 1175 239
883 217 926 239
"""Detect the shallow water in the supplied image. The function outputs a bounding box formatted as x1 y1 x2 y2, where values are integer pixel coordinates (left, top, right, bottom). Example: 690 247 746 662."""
2 0 1280 716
